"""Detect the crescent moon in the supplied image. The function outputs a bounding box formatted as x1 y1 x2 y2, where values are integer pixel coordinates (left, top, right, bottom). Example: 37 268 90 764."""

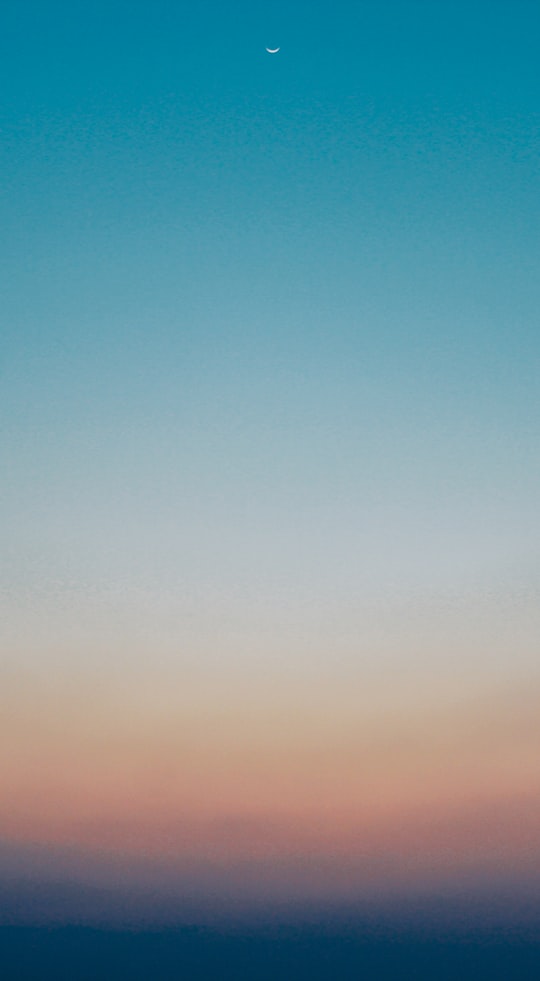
265 47 280 53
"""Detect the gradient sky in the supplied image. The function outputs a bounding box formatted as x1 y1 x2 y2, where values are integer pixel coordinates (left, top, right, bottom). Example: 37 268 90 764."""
1 0 539 926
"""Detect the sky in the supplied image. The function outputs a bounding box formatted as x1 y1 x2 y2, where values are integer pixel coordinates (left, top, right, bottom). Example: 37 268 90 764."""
1 0 540 939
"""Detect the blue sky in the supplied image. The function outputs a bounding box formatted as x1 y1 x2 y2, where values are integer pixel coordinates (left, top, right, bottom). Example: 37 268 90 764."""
3 1 538 617
2 0 540 673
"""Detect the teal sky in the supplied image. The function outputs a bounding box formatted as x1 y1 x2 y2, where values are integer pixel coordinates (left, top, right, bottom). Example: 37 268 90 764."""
2 1 539 669
1 4 540 924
